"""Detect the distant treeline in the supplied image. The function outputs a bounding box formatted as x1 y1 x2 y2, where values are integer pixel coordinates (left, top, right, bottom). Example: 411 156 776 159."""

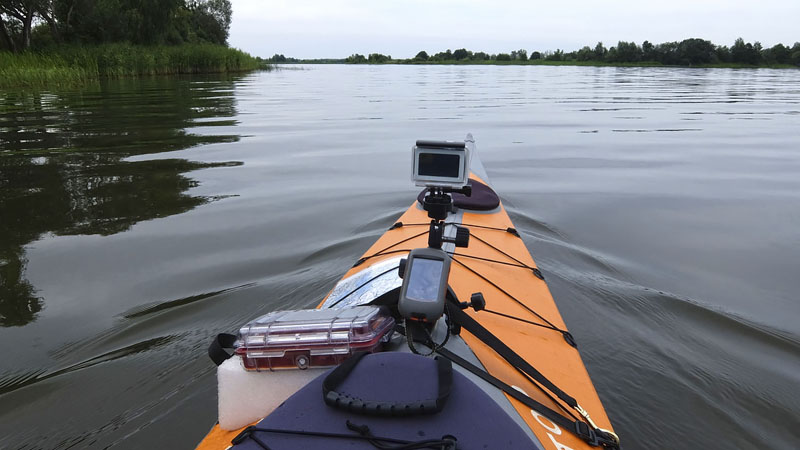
1 0 233 52
269 38 800 67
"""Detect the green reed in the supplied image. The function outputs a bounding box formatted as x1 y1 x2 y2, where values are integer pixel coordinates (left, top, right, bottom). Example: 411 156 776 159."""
0 44 268 89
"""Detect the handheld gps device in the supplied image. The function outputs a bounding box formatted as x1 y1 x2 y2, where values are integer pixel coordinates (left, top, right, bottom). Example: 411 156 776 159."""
412 140 471 188
398 248 451 323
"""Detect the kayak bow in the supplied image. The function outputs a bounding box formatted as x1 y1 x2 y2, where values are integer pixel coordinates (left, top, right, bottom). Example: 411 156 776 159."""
197 135 618 450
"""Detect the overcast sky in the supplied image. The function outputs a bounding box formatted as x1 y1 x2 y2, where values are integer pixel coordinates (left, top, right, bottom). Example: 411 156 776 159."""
229 0 800 59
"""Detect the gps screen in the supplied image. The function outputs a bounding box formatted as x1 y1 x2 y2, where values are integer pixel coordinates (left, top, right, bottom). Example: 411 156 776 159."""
406 258 444 303
418 153 460 178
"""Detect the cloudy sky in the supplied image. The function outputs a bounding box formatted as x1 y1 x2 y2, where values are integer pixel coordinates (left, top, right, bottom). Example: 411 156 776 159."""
229 0 800 59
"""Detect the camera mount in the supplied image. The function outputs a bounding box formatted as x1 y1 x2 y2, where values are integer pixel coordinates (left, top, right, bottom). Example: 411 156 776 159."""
422 185 471 249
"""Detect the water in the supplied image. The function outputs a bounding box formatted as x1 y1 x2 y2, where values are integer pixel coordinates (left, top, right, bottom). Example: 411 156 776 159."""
1 65 799 449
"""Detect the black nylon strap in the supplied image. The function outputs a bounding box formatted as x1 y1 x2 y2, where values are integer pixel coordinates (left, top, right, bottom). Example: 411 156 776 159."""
447 305 578 408
322 352 453 417
208 333 237 366
435 347 598 445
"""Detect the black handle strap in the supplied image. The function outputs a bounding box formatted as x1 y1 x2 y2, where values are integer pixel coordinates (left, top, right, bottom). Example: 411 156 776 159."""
323 352 453 417
208 333 237 366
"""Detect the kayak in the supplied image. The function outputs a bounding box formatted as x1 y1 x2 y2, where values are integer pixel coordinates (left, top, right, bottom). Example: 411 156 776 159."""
197 135 619 450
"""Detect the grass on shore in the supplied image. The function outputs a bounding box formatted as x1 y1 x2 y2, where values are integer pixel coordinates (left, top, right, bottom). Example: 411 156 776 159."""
0 44 268 89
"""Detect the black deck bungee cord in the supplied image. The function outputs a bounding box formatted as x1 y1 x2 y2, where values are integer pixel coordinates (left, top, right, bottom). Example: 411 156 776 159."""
482 308 573 334
328 265 399 308
464 232 546 279
343 221 576 345
353 229 429 267
232 421 458 449
450 251 543 275
448 256 576 347
390 221 520 236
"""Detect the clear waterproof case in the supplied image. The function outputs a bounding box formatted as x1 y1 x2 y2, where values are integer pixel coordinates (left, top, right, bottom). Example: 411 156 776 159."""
235 306 395 371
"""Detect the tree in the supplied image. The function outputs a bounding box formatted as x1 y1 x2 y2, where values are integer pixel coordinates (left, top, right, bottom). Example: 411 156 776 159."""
764 43 789 64
187 0 232 44
132 0 184 44
29 0 59 42
495 53 511 61
791 42 800 66
345 53 366 63
544 49 563 61
731 38 760 65
452 48 471 60
605 47 617 62
677 38 714 65
576 46 593 61
529 51 541 60
642 40 654 61
0 0 239 50
612 41 641 62
715 45 731 63
654 41 680 65
414 50 428 60
511 48 527 60
472 51 489 60
53 0 182 45
368 52 389 63
432 49 452 61
593 42 606 60
192 0 230 33
0 13 18 51
0 0 36 50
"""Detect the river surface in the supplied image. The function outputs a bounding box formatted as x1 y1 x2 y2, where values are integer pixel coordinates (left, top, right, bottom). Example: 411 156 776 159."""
1 65 799 449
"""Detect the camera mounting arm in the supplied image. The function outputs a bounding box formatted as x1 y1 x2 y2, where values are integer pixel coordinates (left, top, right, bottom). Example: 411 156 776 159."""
422 185 471 249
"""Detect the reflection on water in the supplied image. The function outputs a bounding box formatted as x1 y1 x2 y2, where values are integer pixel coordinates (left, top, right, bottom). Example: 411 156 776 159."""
0 77 243 327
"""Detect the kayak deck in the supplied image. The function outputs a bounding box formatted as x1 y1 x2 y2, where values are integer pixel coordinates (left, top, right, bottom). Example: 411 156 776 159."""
197 174 615 450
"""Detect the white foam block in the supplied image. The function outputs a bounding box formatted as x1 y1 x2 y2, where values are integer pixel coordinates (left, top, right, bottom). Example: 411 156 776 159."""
218 355 325 430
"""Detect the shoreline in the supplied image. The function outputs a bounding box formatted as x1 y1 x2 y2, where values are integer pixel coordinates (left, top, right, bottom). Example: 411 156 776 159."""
282 60 798 70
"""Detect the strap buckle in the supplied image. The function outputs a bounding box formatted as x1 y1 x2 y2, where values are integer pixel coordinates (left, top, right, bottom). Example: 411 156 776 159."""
574 420 598 445
575 405 620 448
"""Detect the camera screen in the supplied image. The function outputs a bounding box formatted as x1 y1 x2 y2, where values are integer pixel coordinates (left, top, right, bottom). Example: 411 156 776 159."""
406 257 444 303
418 153 461 178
